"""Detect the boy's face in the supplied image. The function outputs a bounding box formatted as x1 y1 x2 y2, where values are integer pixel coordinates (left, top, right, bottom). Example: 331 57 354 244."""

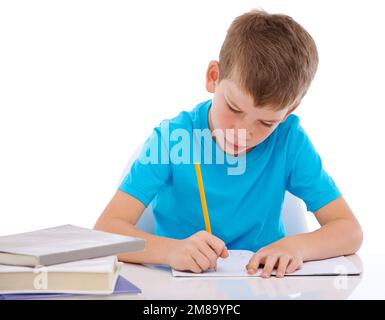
206 61 298 156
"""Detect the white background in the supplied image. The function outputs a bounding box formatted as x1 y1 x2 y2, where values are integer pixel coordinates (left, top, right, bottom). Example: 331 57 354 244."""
0 1 384 254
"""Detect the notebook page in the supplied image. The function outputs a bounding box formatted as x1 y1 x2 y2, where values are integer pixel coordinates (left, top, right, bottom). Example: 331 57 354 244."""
172 250 360 277
172 250 254 277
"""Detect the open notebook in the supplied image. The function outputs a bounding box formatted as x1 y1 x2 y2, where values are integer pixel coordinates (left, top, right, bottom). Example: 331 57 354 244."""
172 250 361 277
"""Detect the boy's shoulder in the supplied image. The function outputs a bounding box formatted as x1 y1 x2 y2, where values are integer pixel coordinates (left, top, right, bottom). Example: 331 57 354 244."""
274 114 310 152
280 113 300 129
277 113 305 137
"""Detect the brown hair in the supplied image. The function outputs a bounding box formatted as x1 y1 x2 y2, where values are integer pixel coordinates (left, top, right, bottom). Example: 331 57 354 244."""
218 9 319 110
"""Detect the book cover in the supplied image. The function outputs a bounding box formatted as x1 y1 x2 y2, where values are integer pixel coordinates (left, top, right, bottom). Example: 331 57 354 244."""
0 224 145 266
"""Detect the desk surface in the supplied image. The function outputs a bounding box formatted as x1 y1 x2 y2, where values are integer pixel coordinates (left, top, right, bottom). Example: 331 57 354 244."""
47 253 385 300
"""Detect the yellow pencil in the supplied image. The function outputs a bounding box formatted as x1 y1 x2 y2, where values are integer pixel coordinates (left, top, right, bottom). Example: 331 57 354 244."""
194 163 212 234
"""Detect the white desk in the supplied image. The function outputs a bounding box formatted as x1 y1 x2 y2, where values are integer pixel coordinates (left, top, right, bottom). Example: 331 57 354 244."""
47 253 385 300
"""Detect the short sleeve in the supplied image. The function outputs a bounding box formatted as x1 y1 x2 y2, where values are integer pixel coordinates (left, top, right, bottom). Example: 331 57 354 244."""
118 121 172 207
285 123 342 213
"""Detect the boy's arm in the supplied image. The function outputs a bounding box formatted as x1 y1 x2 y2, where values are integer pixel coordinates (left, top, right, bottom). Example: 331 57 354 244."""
94 190 228 271
293 196 363 261
94 190 176 265
246 197 363 277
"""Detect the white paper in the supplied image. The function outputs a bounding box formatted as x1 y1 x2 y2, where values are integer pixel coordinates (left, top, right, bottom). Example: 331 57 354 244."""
172 250 360 277
0 256 118 273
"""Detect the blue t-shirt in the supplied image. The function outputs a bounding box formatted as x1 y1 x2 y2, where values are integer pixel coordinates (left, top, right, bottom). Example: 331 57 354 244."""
119 99 341 251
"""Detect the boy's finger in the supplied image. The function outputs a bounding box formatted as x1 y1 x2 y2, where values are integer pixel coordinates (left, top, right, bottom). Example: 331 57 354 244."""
192 249 211 272
186 257 202 274
246 253 262 274
220 246 229 258
276 256 290 277
204 233 228 257
286 258 302 273
198 243 219 270
262 255 278 278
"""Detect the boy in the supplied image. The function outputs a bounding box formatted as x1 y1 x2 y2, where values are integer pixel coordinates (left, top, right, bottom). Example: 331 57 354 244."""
95 10 362 278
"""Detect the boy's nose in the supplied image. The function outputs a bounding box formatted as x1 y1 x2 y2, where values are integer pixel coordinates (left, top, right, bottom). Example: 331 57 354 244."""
233 126 253 143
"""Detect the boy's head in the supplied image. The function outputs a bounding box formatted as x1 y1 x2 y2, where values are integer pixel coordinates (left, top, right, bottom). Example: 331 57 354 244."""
206 10 319 156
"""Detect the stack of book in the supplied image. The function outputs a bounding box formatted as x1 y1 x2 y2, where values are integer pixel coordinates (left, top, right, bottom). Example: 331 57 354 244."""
0 224 145 299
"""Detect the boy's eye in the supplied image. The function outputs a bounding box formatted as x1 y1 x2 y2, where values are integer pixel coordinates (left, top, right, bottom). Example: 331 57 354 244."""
260 121 274 128
226 103 242 114
225 101 275 127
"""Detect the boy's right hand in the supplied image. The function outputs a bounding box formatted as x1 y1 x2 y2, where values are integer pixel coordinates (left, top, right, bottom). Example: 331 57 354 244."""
166 230 229 273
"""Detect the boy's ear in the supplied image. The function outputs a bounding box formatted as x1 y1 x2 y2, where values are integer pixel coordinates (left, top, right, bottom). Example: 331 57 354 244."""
282 102 300 122
206 60 220 93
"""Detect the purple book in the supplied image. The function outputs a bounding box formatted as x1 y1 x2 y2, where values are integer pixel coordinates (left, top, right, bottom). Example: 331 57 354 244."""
0 276 141 300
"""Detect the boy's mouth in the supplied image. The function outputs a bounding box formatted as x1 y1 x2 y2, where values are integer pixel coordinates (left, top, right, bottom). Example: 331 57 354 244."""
224 137 247 153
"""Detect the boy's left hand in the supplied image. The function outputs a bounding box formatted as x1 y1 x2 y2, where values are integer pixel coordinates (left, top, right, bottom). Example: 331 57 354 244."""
246 237 303 278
